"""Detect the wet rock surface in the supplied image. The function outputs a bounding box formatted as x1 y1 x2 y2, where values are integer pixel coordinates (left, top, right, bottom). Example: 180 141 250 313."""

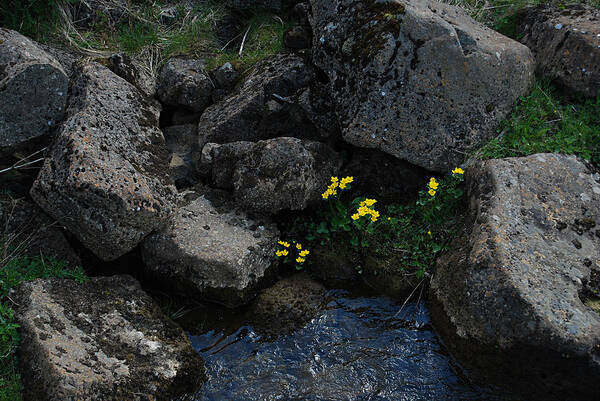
14 275 206 401
141 194 279 307
250 273 326 337
202 137 341 213
157 58 213 112
519 4 600 98
310 0 534 172
431 153 600 400
0 198 81 267
0 28 68 157
30 62 176 261
198 54 331 147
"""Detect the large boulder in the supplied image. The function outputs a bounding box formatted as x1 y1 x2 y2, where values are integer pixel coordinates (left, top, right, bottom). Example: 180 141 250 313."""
0 198 81 267
519 4 600 98
0 29 68 157
157 58 213 112
14 275 205 401
30 63 176 261
198 54 334 148
430 154 600 400
141 194 279 307
309 0 535 172
201 137 342 213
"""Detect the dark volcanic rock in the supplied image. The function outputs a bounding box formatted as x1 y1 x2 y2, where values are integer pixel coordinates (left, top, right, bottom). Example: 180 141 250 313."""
201 137 342 213
309 0 534 172
213 62 240 89
0 198 81 267
519 4 600 98
431 153 600 400
141 194 279 307
0 29 68 157
250 273 326 337
284 25 312 49
157 58 213 112
14 275 206 401
198 54 334 147
107 53 156 98
30 63 176 261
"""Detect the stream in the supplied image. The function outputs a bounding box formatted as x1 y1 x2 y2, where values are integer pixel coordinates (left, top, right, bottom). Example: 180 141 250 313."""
179 289 513 401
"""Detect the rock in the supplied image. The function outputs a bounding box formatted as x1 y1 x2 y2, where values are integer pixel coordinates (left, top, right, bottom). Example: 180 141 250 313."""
14 275 206 401
250 273 326 337
198 54 330 147
519 4 600 98
141 194 279 307
163 124 200 188
430 153 600 400
213 62 240 89
30 63 176 261
157 58 213 112
341 148 429 203
70 0 129 29
107 53 156 98
202 137 341 213
199 141 254 188
310 242 361 287
309 0 534 172
284 25 312 49
0 198 81 267
291 2 310 25
0 29 68 157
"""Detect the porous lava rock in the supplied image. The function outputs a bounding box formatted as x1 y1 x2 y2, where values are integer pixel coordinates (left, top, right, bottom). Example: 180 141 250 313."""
14 275 206 401
0 29 68 157
31 62 176 261
141 194 279 307
157 58 213 112
431 153 600 400
310 0 534 172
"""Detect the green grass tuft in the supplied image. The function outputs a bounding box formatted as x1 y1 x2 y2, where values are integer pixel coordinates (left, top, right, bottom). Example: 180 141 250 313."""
476 79 600 166
0 245 88 401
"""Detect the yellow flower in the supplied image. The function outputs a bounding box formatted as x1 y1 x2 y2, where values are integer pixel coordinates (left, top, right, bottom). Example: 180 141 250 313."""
339 176 354 189
330 181 339 189
322 192 329 199
364 198 377 207
427 230 432 236
331 176 339 183
299 250 310 257
429 177 439 190
370 212 380 222
281 249 289 256
296 243 302 250
351 213 360 220
296 257 305 263
387 217 391 220
452 167 464 175
275 250 282 256
357 206 369 216
428 189 436 196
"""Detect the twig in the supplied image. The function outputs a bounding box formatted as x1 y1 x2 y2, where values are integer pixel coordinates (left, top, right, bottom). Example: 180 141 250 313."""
238 25 251 57
394 278 425 318
0 157 45 175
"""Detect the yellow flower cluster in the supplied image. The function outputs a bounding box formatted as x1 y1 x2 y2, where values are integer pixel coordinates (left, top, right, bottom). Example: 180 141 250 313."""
452 167 464 175
275 240 309 265
428 177 439 196
275 249 289 257
277 241 290 247
322 176 354 199
351 199 380 222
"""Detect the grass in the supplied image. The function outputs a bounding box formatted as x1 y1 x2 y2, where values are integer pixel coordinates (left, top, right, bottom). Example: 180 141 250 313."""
0 235 87 401
476 79 600 166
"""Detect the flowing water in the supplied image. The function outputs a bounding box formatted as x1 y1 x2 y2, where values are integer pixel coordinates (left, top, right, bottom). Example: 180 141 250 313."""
182 289 509 401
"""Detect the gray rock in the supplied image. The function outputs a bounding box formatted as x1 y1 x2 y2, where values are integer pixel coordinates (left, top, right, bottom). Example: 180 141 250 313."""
203 137 342 213
171 108 202 125
14 275 206 401
519 4 600 98
198 54 331 147
0 198 81 267
309 0 534 172
0 29 68 157
157 58 213 112
141 195 279 307
30 63 176 261
163 124 200 187
213 62 240 89
250 273 326 337
431 153 600 400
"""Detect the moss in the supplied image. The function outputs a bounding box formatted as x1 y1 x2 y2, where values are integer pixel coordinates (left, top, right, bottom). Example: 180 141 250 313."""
584 298 600 314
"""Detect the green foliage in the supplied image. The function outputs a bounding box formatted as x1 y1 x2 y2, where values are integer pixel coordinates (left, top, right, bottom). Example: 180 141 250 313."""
301 172 465 278
477 79 600 167
0 0 69 41
0 245 87 401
